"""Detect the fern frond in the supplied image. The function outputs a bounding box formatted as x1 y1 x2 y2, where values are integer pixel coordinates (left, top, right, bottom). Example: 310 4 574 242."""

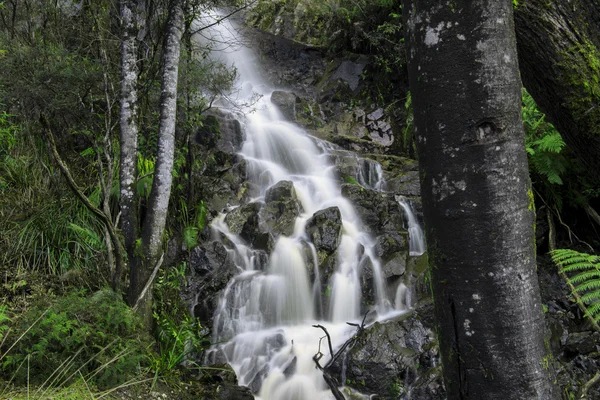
586 303 600 320
551 249 600 329
575 280 600 294
580 290 600 304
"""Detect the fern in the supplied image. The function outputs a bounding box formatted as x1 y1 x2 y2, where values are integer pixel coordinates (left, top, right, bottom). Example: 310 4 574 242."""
523 89 567 188
550 249 600 324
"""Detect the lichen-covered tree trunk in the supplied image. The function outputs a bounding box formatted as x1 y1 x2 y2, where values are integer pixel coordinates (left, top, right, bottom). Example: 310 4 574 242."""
402 1 556 398
119 0 141 290
128 0 184 316
514 0 600 179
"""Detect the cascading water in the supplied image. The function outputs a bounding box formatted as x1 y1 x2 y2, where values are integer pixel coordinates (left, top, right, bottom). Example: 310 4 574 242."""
198 13 410 399
396 196 426 256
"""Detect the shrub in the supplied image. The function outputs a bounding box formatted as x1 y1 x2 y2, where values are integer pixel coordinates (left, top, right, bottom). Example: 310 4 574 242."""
1 290 150 390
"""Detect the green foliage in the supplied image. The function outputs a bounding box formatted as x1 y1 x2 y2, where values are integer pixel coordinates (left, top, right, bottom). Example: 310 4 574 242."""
178 199 208 250
0 305 10 342
1 290 149 389
523 89 567 186
345 176 359 185
152 263 208 375
136 154 155 200
0 109 16 157
551 249 600 323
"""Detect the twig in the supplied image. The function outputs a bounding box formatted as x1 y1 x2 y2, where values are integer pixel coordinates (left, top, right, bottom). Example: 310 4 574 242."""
189 1 258 35
312 324 334 358
133 253 164 311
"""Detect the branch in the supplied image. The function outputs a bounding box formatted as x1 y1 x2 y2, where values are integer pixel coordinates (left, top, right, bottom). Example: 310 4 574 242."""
189 1 258 35
312 324 334 358
312 311 370 400
133 253 164 312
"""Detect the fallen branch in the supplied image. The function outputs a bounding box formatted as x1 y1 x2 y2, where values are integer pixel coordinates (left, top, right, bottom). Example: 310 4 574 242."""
312 311 370 400
133 253 164 312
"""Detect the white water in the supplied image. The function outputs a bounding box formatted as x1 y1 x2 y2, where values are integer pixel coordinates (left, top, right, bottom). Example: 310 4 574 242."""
396 196 426 256
198 14 410 399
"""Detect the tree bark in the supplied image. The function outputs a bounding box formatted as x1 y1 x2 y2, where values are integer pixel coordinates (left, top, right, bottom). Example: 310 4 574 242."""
402 1 556 398
128 0 184 317
119 0 142 275
514 0 600 180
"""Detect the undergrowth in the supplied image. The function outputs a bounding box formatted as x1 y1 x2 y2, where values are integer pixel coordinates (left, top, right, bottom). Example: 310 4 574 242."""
151 262 209 377
0 289 150 392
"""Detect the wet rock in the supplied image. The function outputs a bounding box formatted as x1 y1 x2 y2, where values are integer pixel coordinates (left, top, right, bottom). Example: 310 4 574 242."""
331 59 367 91
265 180 295 203
183 241 238 329
375 234 404 262
271 90 298 121
329 311 444 399
367 108 384 121
565 332 600 355
213 384 254 400
382 251 408 278
261 181 304 237
341 184 407 242
198 109 245 154
306 207 343 254
225 202 263 245
197 363 253 399
388 170 421 197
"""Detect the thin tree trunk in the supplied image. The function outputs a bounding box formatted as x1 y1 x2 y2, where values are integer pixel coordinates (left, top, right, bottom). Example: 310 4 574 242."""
128 0 184 318
514 0 600 180
402 1 556 398
119 0 141 275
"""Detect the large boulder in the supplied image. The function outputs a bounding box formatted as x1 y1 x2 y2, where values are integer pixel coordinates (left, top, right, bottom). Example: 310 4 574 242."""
271 91 298 121
260 180 303 237
197 363 254 400
305 207 343 254
197 109 245 154
329 309 444 399
225 202 273 251
182 241 239 329
341 183 406 239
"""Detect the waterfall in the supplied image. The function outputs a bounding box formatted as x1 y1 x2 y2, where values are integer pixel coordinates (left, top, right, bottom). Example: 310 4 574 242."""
396 196 426 256
197 13 408 399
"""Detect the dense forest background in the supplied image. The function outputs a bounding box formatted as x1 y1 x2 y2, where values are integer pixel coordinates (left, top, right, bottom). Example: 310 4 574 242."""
1 0 599 398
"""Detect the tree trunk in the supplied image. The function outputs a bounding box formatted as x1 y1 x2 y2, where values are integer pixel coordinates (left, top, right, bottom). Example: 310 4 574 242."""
119 0 141 281
402 1 556 398
514 0 600 180
128 0 184 318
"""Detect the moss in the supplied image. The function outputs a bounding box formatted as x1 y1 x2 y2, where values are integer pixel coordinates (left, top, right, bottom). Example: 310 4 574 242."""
559 40 600 136
527 188 535 211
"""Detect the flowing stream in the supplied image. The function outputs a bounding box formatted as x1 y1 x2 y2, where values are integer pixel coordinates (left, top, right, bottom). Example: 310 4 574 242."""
197 14 422 399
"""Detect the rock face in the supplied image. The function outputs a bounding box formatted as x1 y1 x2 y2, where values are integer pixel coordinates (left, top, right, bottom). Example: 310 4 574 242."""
197 363 254 400
260 180 303 237
306 207 343 254
271 91 298 121
329 308 444 399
